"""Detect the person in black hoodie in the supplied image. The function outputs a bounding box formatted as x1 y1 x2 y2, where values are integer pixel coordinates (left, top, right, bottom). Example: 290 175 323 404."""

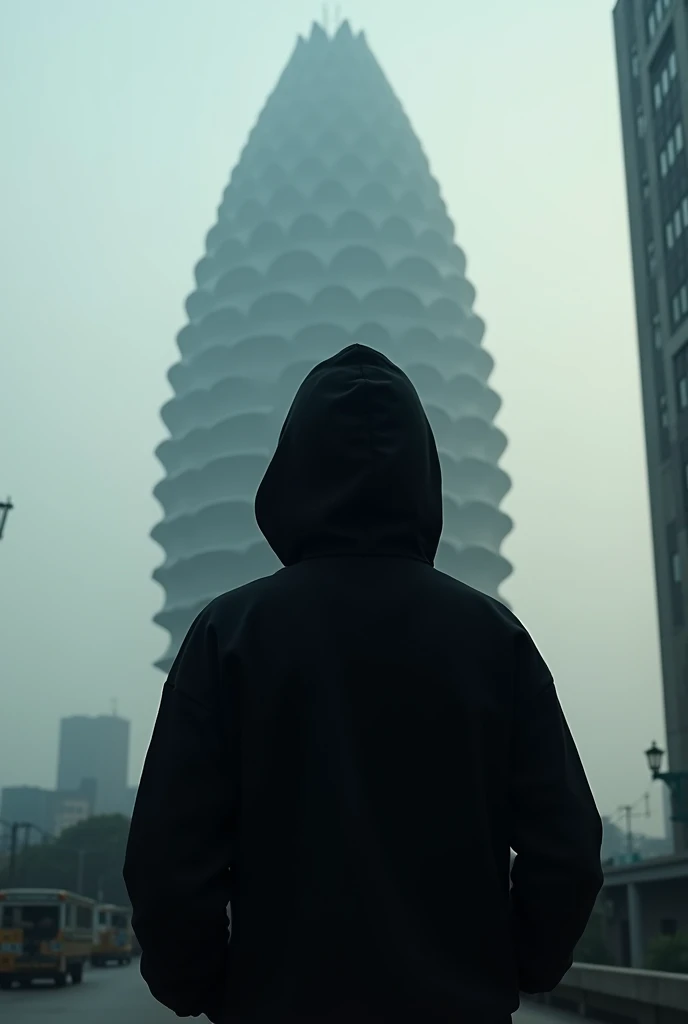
124 343 603 1023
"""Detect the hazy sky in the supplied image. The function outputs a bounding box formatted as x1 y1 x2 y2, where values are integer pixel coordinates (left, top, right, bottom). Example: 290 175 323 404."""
0 0 668 836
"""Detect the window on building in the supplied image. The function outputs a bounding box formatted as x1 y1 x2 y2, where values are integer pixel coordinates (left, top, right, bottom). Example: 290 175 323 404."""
666 222 674 248
667 521 684 622
662 68 670 95
661 150 668 176
632 48 640 78
669 137 676 165
653 315 663 349
655 82 663 109
656 0 663 20
648 241 657 275
676 209 683 238
649 12 656 38
673 294 681 323
637 108 647 137
680 376 688 408
677 122 685 152
669 52 678 79
681 285 688 313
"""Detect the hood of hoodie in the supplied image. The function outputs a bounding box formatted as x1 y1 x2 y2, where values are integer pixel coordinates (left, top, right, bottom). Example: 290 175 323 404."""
255 344 443 567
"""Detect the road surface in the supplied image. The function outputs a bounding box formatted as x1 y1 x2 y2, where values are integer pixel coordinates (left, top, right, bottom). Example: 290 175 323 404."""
0 960 578 1022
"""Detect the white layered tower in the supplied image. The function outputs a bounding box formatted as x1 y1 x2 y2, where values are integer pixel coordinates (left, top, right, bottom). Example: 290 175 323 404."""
152 21 512 671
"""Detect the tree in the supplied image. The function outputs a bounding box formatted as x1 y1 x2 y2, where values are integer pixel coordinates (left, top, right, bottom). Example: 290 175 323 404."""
646 931 688 974
574 911 615 966
0 815 131 907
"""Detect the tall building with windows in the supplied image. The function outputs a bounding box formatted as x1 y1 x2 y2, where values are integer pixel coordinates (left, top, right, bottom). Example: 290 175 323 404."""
152 21 512 672
56 715 130 817
614 0 688 850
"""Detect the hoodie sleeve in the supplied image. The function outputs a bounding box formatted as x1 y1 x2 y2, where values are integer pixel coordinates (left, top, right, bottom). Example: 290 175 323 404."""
123 607 237 1018
508 630 603 994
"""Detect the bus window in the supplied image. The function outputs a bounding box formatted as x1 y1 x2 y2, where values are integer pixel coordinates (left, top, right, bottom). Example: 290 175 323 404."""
76 905 93 929
5 907 61 940
111 913 128 929
1 906 19 928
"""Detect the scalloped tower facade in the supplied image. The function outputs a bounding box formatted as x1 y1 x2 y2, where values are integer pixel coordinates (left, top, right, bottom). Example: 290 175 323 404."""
152 21 512 672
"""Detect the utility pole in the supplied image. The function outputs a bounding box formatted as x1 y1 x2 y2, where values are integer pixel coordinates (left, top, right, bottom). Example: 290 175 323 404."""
3 822 90 896
0 497 13 540
6 821 56 886
617 794 651 861
619 805 635 859
76 849 86 895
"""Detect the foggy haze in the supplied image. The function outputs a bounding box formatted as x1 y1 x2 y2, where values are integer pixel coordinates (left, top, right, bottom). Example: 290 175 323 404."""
0 0 665 834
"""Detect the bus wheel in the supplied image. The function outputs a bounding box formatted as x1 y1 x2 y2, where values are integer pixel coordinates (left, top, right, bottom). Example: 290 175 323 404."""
70 964 84 985
54 973 67 988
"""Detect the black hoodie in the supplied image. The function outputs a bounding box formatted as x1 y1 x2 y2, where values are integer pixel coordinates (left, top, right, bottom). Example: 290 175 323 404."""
124 344 603 1024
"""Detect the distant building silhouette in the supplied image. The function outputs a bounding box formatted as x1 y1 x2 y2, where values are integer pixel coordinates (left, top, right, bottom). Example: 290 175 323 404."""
0 779 97 839
151 21 512 672
56 715 130 816
51 778 97 836
614 0 688 851
0 786 52 842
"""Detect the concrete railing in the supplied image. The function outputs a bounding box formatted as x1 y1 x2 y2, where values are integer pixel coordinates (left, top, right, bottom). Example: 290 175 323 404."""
531 962 688 1023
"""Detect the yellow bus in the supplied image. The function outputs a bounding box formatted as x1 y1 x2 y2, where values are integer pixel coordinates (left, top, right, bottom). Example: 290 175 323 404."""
91 904 133 967
0 888 95 989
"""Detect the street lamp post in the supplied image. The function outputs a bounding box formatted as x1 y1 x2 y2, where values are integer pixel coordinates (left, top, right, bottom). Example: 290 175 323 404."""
645 741 688 823
0 497 13 540
0 823 91 894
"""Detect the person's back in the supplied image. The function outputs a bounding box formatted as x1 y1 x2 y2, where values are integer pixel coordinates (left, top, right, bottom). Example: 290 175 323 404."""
124 344 603 1023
